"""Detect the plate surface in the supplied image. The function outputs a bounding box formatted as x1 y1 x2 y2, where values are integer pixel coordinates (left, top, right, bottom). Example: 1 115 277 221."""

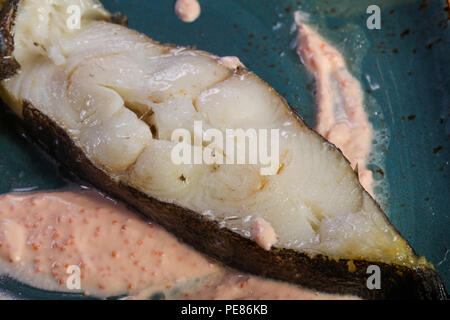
0 0 448 298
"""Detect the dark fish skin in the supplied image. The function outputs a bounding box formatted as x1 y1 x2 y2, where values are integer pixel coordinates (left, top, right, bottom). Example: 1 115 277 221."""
0 0 447 299
0 0 19 81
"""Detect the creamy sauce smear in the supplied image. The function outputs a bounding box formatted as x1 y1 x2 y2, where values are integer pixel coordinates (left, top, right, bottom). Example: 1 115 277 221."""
0 190 357 300
296 23 374 195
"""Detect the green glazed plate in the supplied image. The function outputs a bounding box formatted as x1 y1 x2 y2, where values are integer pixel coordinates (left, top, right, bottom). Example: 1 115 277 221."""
0 0 448 299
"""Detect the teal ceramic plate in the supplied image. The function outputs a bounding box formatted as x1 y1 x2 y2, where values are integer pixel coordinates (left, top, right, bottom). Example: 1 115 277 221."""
0 0 448 299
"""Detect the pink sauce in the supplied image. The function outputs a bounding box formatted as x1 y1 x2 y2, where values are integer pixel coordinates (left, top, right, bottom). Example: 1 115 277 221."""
296 24 374 195
0 190 357 300
251 218 277 251
182 273 356 300
175 0 201 23
0 191 218 296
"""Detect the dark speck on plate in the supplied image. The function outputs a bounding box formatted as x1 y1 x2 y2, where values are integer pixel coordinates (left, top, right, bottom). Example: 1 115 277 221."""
419 1 430 11
400 29 411 38
433 146 443 154
426 38 442 50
